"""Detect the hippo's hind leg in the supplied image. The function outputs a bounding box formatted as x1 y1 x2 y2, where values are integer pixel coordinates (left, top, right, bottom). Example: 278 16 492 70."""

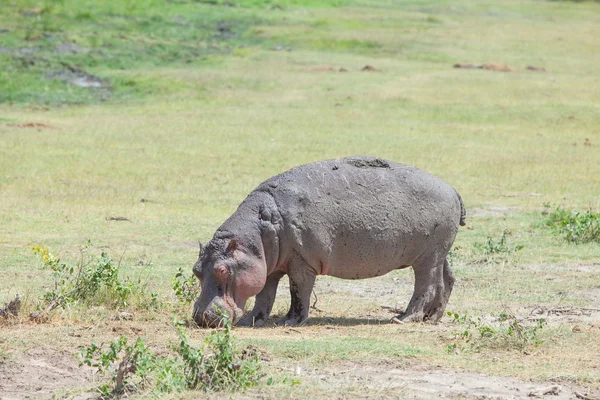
237 271 285 327
277 252 316 326
440 257 456 307
399 252 454 323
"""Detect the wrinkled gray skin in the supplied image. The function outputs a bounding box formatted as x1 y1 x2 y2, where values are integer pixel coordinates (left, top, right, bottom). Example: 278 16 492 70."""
192 157 466 328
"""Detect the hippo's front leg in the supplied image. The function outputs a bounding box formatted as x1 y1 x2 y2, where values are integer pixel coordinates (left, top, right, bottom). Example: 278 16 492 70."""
237 271 285 327
277 253 317 326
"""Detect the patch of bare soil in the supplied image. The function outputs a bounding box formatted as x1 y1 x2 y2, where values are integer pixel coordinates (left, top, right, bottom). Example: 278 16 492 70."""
277 362 597 400
310 65 338 72
453 63 548 73
361 64 379 72
454 63 517 72
0 347 95 400
6 122 56 130
526 66 547 72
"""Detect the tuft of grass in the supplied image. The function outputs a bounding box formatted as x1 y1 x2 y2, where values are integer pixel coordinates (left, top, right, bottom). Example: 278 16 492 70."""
445 312 547 354
544 205 600 244
474 230 524 256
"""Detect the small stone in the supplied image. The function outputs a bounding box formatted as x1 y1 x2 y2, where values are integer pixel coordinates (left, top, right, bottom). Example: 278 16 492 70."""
111 312 134 321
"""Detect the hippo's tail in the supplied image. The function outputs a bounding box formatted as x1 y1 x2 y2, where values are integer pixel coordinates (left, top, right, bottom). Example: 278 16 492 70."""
455 190 467 226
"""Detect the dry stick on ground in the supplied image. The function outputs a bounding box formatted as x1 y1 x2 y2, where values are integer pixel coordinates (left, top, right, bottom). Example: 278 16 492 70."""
46 289 77 312
106 216 132 222
575 392 600 400
381 305 404 314
311 289 323 312
528 385 561 397
530 306 600 317
114 357 137 394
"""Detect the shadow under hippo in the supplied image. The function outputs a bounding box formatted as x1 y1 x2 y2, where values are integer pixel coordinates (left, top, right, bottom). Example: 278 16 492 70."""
192 156 466 328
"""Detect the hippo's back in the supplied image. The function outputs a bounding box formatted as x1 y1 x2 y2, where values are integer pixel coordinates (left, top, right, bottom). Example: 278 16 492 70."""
258 157 463 278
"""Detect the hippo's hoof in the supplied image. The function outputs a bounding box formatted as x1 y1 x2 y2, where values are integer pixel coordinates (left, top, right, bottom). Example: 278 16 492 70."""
276 316 306 327
237 315 266 327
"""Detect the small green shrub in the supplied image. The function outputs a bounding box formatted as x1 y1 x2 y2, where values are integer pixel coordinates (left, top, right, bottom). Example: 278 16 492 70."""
475 230 524 256
197 317 262 392
79 317 262 397
543 205 600 244
445 312 546 354
32 242 136 310
172 267 199 304
139 292 161 311
79 336 158 397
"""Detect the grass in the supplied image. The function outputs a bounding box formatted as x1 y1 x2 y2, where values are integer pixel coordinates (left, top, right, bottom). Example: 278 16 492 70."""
1 0 600 398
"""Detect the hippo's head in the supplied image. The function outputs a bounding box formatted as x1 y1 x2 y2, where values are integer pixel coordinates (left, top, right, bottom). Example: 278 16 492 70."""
192 238 267 328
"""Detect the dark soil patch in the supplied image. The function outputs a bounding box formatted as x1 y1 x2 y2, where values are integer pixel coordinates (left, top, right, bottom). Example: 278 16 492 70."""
361 64 379 71
6 122 56 129
453 63 517 72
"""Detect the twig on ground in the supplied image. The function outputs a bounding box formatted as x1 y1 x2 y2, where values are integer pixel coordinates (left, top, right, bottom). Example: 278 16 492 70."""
311 289 323 312
528 385 561 397
575 392 600 400
114 357 137 393
106 216 132 222
381 305 404 314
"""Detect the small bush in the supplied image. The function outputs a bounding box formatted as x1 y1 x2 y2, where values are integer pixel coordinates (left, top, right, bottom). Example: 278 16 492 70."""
445 312 546 354
475 230 524 256
172 267 199 304
543 205 600 244
32 242 136 310
80 336 157 397
79 317 262 397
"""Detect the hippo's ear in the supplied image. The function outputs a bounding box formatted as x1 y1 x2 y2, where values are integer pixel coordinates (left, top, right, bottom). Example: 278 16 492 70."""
198 241 204 258
226 239 237 254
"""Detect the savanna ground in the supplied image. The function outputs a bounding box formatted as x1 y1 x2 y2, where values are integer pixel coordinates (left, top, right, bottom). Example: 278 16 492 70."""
1 0 600 398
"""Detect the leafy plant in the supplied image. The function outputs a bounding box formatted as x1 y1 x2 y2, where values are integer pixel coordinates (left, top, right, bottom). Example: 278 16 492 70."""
173 267 199 304
543 205 600 244
79 317 262 396
79 336 158 397
445 312 546 354
475 230 524 256
196 316 262 392
32 243 136 310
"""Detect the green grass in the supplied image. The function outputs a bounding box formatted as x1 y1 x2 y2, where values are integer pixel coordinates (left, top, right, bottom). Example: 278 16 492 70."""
0 0 275 105
1 0 600 398
246 336 424 363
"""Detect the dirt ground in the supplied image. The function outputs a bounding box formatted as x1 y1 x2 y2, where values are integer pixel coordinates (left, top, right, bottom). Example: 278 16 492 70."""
1 300 599 400
0 349 596 400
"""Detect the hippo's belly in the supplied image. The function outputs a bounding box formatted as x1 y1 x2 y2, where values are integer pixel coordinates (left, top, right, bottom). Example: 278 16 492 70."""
291 196 437 279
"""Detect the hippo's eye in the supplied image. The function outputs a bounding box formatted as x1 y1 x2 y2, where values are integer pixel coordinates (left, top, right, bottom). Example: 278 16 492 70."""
214 264 230 284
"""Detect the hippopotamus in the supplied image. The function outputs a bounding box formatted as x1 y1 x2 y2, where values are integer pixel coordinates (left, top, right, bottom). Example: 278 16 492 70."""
192 156 466 328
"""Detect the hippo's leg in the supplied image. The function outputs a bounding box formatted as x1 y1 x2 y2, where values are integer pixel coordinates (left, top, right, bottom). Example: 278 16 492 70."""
399 251 450 323
440 258 456 308
237 271 285 327
277 253 316 326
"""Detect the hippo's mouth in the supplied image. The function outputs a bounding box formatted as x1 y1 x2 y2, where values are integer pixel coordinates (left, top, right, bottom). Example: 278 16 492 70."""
193 293 244 328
